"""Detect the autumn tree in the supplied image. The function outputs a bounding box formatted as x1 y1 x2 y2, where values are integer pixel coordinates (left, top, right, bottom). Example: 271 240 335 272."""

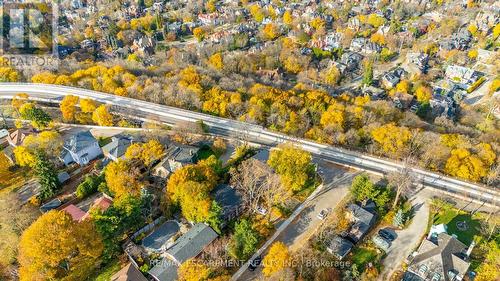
283 10 293 26
18 210 104 281
125 139 165 167
475 240 500 281
415 85 432 103
444 147 490 182
262 23 279 40
178 259 212 281
208 53 224 70
371 123 412 157
321 65 341 86
60 95 80 121
262 242 291 277
193 27 205 42
362 60 374 86
268 144 314 192
14 131 64 166
92 105 113 126
80 98 97 113
105 159 142 198
19 103 52 129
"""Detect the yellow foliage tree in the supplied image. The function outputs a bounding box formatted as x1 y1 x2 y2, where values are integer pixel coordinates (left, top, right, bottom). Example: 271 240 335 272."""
310 17 326 30
493 23 500 39
283 10 293 25
92 105 113 126
208 53 224 70
13 146 37 167
262 242 291 277
60 95 80 121
105 159 142 198
283 56 303 74
467 49 478 60
268 144 313 192
321 66 341 85
366 14 385 28
80 98 97 113
371 123 412 155
395 80 411 94
262 23 279 40
415 85 432 103
31 72 57 84
320 102 345 130
18 210 104 281
178 259 212 281
444 148 488 182
0 66 19 82
370 33 386 45
193 27 205 42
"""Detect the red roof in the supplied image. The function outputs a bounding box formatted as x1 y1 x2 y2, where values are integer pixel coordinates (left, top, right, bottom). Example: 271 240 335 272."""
62 204 87 222
92 196 113 212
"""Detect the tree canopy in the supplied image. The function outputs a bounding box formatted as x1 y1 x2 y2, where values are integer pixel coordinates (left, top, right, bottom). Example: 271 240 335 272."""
268 144 314 192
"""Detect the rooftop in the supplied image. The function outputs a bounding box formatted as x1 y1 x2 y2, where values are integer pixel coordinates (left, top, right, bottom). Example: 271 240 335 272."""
64 130 98 153
142 220 180 252
166 223 218 264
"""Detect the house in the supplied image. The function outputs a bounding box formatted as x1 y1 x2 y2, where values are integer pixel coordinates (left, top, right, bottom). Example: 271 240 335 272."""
340 52 363 71
111 262 148 281
152 144 200 179
381 68 407 89
326 235 354 260
406 52 429 72
403 233 471 281
102 135 133 162
430 92 457 119
6 128 34 147
0 129 9 148
440 29 472 51
445 65 481 86
148 223 218 281
211 184 243 223
61 131 102 166
362 85 386 100
62 204 87 222
345 203 377 243
142 220 181 253
62 194 112 222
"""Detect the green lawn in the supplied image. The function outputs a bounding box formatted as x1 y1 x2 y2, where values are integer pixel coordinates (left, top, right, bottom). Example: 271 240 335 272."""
197 146 216 160
432 209 481 245
90 259 122 281
98 137 112 147
350 246 378 270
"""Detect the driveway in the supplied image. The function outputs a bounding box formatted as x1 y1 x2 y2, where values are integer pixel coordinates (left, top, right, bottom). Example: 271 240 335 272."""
237 160 354 280
379 195 429 280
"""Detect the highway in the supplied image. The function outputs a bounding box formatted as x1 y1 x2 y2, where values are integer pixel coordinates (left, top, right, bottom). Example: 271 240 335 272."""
0 83 498 207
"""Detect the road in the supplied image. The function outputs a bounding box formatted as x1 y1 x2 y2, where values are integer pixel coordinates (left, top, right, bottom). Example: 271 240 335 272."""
0 83 498 208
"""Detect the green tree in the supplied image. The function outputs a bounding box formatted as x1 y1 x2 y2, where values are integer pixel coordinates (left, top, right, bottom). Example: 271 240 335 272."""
19 103 52 129
268 144 314 192
350 174 376 202
393 208 405 227
76 174 105 199
33 152 60 201
206 201 223 234
229 219 260 260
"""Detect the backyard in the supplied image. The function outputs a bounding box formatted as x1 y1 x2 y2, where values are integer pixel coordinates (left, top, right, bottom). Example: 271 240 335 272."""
430 205 481 245
0 153 30 193
350 244 380 271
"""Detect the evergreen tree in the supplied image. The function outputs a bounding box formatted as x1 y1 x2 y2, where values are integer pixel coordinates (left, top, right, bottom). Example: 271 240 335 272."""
393 208 405 228
206 201 222 234
34 152 60 201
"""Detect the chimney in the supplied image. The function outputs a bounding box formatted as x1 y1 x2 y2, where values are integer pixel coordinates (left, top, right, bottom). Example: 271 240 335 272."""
466 240 475 257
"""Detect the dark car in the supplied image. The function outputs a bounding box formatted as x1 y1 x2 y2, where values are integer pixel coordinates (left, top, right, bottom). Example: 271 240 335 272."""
248 255 262 271
378 228 396 241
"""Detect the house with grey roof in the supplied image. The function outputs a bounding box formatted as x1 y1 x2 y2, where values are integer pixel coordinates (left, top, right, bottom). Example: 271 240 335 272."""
142 220 181 253
345 203 377 243
111 262 148 281
102 135 134 162
326 235 354 260
61 131 102 166
211 184 243 223
152 144 200 179
403 233 471 281
148 223 218 281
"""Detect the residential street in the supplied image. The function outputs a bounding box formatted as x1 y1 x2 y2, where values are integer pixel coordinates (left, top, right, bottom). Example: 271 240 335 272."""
378 195 430 280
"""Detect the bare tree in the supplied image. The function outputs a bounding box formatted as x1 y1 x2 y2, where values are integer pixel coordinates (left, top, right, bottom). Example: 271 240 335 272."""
388 156 416 209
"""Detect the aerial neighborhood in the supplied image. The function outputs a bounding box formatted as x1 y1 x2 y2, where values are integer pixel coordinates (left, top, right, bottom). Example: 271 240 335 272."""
0 0 498 281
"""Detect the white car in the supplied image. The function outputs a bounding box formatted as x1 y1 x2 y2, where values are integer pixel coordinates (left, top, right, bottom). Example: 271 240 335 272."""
255 206 268 215
317 208 331 220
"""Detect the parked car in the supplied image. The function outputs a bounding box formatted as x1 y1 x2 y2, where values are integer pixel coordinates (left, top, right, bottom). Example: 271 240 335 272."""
256 206 268 215
378 228 396 241
372 234 391 251
317 208 332 220
248 255 262 271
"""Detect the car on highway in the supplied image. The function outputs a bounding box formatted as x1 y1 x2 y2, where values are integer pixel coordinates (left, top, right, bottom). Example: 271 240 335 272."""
248 255 262 271
317 208 332 220
378 228 396 241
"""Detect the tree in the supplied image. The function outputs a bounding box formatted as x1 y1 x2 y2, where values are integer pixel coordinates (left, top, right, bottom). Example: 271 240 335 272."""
393 208 405 228
350 174 377 203
211 138 227 156
92 105 113 126
80 98 97 113
33 151 61 201
105 160 142 198
19 103 52 129
60 95 80 121
415 85 432 103
178 259 212 281
193 27 205 42
126 140 165 167
262 242 291 277
268 144 314 192
362 60 373 86
18 210 104 281
444 148 488 182
262 23 279 40
310 18 326 30
475 241 500 281
76 174 105 199
208 53 224 70
228 219 260 260
321 66 341 85
388 160 415 208
371 123 412 156
283 11 293 26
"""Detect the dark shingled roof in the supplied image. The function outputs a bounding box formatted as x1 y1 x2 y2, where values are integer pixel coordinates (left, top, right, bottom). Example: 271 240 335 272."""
64 131 98 153
166 223 218 264
142 221 180 251
102 135 133 159
327 235 354 260
211 184 242 221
